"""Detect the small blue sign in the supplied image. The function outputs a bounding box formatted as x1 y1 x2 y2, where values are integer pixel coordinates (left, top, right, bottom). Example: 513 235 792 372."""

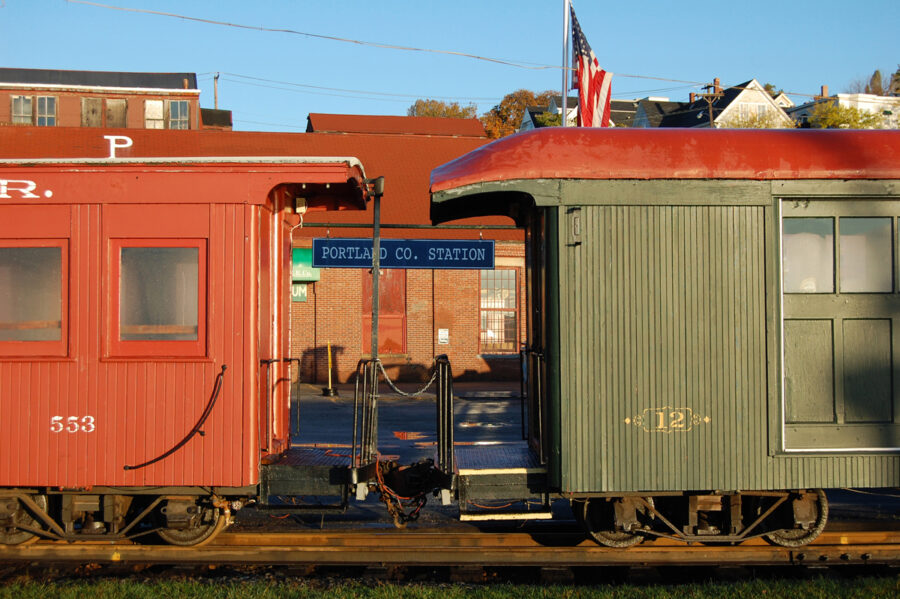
312 238 494 269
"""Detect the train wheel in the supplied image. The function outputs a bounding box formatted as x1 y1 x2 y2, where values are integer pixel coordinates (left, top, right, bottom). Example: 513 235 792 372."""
580 497 645 548
157 502 227 547
0 495 48 545
765 489 828 548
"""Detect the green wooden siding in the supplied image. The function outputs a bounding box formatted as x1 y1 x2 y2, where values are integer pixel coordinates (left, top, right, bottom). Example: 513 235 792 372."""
436 178 900 492
554 182 899 493
557 203 768 492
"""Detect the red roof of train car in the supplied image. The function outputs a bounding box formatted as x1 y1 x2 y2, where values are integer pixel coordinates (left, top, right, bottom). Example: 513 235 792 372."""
430 128 900 193
0 128 371 211
0 126 506 240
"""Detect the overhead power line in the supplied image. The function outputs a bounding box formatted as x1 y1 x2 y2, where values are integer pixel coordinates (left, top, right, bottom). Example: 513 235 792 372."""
215 72 497 102
69 1 824 102
67 0 560 71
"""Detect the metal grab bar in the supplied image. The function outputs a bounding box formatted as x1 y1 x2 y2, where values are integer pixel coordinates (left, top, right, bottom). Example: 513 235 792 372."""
259 357 302 448
521 346 547 465
352 359 380 468
434 355 454 476
259 359 279 452
124 365 227 470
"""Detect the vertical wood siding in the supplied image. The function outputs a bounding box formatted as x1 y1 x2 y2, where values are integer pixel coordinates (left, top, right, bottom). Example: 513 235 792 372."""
558 202 898 492
0 203 254 488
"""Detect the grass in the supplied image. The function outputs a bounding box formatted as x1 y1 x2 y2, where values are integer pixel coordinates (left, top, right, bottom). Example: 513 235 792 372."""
0 575 897 599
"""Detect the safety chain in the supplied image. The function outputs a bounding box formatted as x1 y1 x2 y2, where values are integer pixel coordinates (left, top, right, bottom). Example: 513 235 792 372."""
374 459 427 529
376 358 439 397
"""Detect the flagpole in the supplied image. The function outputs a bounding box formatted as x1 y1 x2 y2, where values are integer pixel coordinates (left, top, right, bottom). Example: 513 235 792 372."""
562 0 570 127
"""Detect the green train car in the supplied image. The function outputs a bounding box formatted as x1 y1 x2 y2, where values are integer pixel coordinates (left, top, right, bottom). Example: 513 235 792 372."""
430 128 900 547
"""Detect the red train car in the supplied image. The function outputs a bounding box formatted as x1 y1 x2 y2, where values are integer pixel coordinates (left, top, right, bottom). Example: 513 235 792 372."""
0 130 369 544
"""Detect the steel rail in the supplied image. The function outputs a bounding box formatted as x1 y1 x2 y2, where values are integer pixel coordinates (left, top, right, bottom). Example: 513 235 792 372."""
1 530 898 567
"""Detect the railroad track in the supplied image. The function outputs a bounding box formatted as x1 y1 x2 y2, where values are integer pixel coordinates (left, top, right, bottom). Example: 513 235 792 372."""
1 529 898 567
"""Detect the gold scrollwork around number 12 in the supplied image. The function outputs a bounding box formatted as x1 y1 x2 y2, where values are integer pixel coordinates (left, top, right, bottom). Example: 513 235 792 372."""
624 407 710 433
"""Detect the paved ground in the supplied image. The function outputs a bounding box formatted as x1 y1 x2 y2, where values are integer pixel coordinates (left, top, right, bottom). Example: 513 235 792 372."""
291 380 526 465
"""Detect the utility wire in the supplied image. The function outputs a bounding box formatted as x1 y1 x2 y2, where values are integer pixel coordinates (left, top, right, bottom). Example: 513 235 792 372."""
67 0 560 71
217 72 495 102
70 2 824 103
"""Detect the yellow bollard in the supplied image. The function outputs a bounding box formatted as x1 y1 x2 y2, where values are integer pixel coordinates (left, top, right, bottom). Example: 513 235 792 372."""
322 341 338 396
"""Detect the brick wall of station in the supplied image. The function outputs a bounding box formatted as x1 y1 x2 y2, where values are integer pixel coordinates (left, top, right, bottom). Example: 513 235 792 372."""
290 241 526 384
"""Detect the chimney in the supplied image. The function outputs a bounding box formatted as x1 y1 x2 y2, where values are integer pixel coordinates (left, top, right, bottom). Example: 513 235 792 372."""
820 84 829 98
713 78 721 94
689 92 696 103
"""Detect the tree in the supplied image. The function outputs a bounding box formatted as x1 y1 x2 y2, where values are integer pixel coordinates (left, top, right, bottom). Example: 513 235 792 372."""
808 101 883 129
763 82 783 98
720 109 795 129
480 89 555 139
890 65 900 96
406 99 478 119
534 111 562 127
866 70 885 96
846 67 900 96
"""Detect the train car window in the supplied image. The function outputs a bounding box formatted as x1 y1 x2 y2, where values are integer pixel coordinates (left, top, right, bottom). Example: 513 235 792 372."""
120 248 199 340
109 239 206 357
0 241 67 357
839 217 893 293
782 218 834 293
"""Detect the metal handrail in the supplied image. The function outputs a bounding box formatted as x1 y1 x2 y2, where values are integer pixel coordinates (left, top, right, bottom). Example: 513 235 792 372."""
522 347 548 466
352 359 380 468
434 355 454 475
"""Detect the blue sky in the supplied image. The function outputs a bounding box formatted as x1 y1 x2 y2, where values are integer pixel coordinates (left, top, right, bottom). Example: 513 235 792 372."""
2 0 897 131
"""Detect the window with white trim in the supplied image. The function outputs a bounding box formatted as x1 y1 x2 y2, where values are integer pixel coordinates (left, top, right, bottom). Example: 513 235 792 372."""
480 269 519 353
11 95 56 126
144 99 190 129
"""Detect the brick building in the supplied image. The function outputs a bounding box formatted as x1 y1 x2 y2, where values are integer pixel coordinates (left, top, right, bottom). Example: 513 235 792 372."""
0 68 231 130
297 114 526 384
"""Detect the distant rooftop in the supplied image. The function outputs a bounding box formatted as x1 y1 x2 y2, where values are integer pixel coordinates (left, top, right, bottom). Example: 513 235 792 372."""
307 113 487 137
0 68 198 90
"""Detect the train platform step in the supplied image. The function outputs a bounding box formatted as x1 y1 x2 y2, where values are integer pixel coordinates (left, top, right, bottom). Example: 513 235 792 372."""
260 447 355 500
454 442 552 521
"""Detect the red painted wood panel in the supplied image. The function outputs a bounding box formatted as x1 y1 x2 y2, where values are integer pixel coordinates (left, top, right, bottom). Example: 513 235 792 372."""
0 160 364 489
0 199 253 487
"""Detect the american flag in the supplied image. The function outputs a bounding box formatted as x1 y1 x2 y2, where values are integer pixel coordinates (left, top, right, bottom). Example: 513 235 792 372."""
571 6 612 127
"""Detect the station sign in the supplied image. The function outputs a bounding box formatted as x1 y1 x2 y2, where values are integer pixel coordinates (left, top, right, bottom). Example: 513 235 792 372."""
291 283 308 302
291 248 320 281
312 238 494 269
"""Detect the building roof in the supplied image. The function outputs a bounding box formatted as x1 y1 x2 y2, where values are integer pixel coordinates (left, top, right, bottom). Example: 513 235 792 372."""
0 68 198 90
610 99 639 127
633 98 685 127
306 113 487 138
0 126 514 241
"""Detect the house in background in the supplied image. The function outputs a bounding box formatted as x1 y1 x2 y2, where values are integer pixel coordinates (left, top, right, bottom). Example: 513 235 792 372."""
520 95 639 130
789 85 900 128
651 79 794 129
631 97 684 128
0 68 230 130
522 79 796 130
